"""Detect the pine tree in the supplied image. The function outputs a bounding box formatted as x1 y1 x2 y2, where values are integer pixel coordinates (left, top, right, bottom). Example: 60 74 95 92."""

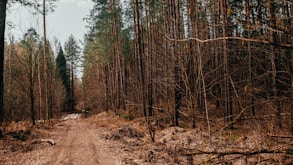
64 35 80 111
56 46 70 111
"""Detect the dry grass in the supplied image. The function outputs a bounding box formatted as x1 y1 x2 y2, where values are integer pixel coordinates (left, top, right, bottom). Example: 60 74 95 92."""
81 103 293 164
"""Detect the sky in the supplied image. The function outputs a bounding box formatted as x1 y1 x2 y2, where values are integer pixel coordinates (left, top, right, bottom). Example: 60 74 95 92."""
6 0 93 48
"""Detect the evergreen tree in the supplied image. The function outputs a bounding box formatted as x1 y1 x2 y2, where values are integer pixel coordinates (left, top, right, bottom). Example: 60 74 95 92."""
56 46 70 111
64 35 80 111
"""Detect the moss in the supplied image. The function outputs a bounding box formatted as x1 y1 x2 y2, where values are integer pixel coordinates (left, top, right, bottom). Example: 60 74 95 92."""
121 113 134 120
230 134 240 142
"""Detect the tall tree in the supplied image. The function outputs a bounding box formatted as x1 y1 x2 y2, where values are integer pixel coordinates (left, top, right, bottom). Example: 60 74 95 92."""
133 0 146 116
21 28 40 125
56 46 69 111
64 35 80 111
41 0 57 119
43 0 48 119
0 0 7 123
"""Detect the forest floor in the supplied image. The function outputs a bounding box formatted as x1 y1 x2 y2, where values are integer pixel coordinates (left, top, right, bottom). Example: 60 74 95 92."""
0 111 292 165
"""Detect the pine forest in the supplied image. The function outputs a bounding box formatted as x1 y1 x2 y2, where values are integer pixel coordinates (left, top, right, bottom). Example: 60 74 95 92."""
0 0 293 164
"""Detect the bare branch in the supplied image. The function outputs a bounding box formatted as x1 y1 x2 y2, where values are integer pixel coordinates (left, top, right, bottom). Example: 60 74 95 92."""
165 35 293 48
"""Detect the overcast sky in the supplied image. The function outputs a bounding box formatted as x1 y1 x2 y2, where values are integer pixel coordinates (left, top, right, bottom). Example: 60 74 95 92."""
6 0 93 48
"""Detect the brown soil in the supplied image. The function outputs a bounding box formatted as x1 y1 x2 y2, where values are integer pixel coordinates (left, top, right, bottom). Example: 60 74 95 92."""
0 112 292 165
0 116 119 165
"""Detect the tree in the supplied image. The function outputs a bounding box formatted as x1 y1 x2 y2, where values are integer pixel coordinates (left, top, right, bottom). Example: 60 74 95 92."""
56 46 70 111
0 0 7 123
64 35 80 111
42 0 58 119
22 28 41 125
0 0 57 123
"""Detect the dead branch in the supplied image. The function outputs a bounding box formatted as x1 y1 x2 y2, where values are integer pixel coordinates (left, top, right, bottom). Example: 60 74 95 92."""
241 113 290 120
184 149 293 156
267 134 293 139
165 35 293 48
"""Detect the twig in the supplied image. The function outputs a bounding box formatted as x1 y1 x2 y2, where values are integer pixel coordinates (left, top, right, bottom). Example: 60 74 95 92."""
267 134 293 139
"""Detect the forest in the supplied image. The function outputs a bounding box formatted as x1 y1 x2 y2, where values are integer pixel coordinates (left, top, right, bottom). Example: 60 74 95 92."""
0 0 293 164
82 0 293 135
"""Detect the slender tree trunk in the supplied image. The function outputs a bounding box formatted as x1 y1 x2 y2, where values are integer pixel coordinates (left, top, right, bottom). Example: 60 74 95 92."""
221 0 233 126
245 0 255 117
145 1 154 142
146 0 153 117
38 51 42 120
71 64 74 111
134 0 146 116
0 0 7 123
104 65 109 112
268 0 281 128
6 39 13 119
168 0 181 127
43 0 49 119
289 2 293 134
29 52 35 125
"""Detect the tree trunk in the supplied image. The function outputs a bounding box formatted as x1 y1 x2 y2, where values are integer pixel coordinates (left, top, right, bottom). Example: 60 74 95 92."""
71 65 75 111
290 53 293 134
43 0 49 119
146 0 153 117
288 2 293 134
29 44 36 125
38 52 42 120
221 0 233 126
245 0 255 117
268 0 281 128
29 66 36 125
134 0 146 116
0 0 7 122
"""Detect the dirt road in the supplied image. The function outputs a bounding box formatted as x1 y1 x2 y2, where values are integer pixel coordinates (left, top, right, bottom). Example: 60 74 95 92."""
2 112 292 164
0 118 121 165
47 119 119 165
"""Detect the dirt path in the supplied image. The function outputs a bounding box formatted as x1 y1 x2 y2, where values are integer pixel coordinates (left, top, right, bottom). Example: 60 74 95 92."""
0 118 121 165
2 112 292 164
48 119 119 165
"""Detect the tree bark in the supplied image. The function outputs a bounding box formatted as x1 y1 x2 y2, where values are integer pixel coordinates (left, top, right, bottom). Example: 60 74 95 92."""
0 0 7 122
